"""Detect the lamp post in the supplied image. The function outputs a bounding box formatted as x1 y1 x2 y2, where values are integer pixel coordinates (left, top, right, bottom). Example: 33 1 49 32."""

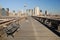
24 3 27 17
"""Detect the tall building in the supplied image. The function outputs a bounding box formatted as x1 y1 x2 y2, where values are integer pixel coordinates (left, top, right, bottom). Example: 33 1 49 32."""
26 9 29 15
26 9 33 16
30 9 33 16
9 11 13 16
34 6 40 16
0 8 2 16
1 8 7 16
6 8 9 16
0 5 2 16
12 10 16 16
17 11 22 17
0 8 9 16
45 10 48 16
40 10 42 16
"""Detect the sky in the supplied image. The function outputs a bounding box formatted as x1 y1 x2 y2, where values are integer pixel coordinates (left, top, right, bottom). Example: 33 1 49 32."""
0 0 60 15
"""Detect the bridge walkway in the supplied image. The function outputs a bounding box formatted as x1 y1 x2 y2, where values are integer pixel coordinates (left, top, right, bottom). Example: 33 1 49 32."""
2 17 60 40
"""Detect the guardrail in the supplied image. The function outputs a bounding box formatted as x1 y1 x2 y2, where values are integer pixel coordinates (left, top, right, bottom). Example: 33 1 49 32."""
32 16 60 37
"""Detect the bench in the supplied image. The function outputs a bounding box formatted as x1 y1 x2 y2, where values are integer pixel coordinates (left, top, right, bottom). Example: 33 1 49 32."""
4 23 20 37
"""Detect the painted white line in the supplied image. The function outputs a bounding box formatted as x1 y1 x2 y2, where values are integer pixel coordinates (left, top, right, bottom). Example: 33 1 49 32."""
31 18 40 40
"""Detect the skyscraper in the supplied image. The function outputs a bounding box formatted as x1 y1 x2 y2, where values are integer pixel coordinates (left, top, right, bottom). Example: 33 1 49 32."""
0 5 2 16
12 10 17 16
26 9 33 16
17 11 22 17
0 8 2 16
34 6 40 16
45 10 48 16
6 8 9 16
1 8 7 16
40 10 42 16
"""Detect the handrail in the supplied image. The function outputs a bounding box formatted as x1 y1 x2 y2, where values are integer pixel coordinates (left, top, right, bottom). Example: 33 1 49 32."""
32 16 60 37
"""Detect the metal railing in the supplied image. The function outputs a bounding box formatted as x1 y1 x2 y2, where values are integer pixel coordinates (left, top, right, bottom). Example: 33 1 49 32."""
32 16 60 37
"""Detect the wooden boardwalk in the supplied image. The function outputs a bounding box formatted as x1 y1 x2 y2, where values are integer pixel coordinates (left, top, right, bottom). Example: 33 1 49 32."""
1 17 60 40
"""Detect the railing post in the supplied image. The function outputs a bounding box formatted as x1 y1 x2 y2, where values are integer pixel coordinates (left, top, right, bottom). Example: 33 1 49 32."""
50 21 59 30
58 24 60 32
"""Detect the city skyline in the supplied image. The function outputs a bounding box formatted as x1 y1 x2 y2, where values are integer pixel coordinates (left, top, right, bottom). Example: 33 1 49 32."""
0 0 60 15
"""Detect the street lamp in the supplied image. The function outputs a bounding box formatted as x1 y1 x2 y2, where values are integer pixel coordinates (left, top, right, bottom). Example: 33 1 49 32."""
24 3 27 17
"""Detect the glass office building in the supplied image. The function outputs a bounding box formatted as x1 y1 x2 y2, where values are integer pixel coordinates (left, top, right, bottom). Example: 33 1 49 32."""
1 8 7 16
